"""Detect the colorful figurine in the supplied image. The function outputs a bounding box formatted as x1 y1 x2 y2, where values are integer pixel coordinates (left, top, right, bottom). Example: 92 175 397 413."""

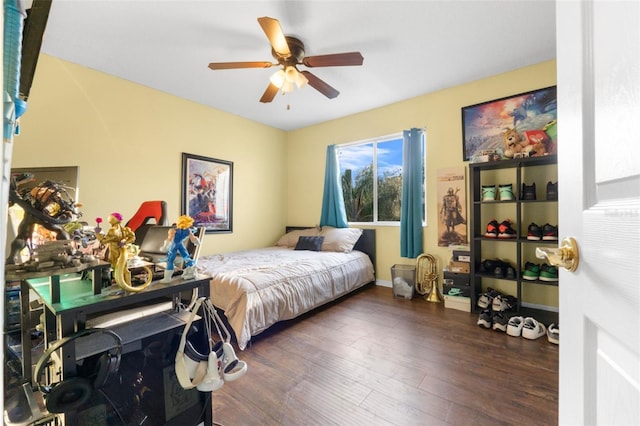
161 215 200 283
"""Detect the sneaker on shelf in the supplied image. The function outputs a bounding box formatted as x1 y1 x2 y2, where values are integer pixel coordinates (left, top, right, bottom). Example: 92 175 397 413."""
477 309 493 329
527 222 542 240
492 312 509 332
482 185 496 201
547 323 559 344
522 317 547 340
522 262 541 281
485 219 499 238
546 181 558 201
542 223 558 241
498 183 515 201
521 182 537 200
506 316 524 337
498 219 517 239
539 264 559 282
492 294 517 312
505 266 516 280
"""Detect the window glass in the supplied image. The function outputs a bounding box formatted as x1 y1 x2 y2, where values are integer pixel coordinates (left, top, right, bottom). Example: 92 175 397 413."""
338 133 425 224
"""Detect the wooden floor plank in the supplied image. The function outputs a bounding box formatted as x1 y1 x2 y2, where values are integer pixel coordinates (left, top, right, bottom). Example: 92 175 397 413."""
212 285 558 425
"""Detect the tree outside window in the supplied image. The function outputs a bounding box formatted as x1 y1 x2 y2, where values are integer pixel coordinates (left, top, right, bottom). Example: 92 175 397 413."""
338 134 425 224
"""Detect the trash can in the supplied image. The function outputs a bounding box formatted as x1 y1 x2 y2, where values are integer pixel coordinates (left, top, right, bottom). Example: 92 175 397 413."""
391 264 416 299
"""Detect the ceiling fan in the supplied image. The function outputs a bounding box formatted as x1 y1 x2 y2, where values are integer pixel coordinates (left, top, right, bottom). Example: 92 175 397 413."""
208 17 364 103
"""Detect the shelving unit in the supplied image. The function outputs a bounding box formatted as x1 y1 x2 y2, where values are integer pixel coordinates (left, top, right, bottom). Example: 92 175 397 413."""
469 155 559 324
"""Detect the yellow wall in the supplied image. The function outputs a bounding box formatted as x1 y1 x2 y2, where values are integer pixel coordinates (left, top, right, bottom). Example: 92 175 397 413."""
13 55 288 255
286 60 557 306
12 55 557 306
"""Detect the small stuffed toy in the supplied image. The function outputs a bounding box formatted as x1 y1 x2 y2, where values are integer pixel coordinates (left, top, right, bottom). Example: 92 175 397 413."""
502 127 529 158
523 130 550 157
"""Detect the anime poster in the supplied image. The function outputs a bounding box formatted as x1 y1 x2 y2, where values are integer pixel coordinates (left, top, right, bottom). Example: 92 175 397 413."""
181 153 233 233
437 167 467 246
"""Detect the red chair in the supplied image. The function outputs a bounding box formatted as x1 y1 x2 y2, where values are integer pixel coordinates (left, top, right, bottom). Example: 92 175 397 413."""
126 201 168 245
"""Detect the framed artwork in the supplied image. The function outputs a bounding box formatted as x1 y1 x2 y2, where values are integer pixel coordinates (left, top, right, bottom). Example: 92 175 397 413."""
437 167 467 247
461 86 557 161
181 153 233 233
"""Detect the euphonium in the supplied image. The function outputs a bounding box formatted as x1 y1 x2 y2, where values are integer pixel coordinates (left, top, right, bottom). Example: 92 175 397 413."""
415 253 442 303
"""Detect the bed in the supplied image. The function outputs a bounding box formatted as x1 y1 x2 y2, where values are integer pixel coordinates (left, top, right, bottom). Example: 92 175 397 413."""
196 226 375 349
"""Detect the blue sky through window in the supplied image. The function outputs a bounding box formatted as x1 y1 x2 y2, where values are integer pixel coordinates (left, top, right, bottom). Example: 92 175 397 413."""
338 137 403 183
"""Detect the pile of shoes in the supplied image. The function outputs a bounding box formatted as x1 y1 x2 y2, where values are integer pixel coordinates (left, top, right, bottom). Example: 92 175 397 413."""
476 288 518 332
476 288 559 344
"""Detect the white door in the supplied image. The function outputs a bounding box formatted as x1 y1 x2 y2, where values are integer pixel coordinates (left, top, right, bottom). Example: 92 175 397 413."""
556 1 640 424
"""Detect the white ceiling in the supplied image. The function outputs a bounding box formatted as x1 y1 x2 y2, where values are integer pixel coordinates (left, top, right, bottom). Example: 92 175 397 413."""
38 0 557 131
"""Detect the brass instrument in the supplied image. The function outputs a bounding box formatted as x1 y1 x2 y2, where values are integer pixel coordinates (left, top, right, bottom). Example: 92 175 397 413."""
415 253 442 303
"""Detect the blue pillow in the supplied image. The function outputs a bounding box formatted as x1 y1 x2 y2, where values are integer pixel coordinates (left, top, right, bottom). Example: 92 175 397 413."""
294 236 324 251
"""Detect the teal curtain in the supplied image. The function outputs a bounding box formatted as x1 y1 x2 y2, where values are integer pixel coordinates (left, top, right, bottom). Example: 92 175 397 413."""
4 0 27 139
400 128 423 258
319 145 348 228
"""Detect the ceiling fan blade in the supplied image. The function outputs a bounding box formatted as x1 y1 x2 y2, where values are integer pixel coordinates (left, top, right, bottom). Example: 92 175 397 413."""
257 16 291 57
208 61 273 70
302 52 364 68
260 83 279 103
300 71 339 99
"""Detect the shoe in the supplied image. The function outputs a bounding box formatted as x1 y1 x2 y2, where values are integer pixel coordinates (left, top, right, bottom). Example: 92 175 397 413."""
492 312 509 332
492 294 517 312
505 266 516 279
480 259 510 277
522 317 547 340
547 323 559 344
482 185 496 201
527 223 542 240
498 183 515 201
522 262 541 280
506 316 524 337
546 181 558 201
498 219 517 239
477 287 501 309
477 309 492 329
542 224 558 241
521 182 537 200
485 219 499 238
539 264 559 282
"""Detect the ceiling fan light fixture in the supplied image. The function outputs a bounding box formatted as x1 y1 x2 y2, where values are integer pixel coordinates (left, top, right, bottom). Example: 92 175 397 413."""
269 69 286 88
281 80 294 93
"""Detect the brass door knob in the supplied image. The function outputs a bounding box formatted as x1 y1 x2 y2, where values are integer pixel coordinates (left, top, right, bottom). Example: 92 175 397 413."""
536 237 580 272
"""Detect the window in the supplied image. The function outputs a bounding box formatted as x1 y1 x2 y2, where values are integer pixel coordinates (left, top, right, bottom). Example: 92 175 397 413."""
337 133 425 224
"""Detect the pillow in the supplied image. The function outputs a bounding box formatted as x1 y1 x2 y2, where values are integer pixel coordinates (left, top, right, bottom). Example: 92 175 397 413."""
294 236 325 251
319 226 363 253
275 227 320 248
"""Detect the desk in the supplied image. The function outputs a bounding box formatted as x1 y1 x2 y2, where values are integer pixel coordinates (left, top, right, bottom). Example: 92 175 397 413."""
5 261 110 382
24 273 212 426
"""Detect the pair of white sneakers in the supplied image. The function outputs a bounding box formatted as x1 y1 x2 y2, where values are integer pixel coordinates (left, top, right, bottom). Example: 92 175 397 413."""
506 316 546 339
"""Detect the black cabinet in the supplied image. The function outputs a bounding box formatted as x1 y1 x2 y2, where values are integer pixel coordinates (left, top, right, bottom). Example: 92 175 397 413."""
16 270 213 426
469 155 559 322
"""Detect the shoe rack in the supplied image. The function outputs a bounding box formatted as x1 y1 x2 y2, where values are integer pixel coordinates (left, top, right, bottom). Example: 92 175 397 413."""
468 155 558 323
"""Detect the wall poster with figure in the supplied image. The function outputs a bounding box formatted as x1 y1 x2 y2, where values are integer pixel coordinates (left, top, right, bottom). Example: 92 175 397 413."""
437 167 467 247
181 153 233 233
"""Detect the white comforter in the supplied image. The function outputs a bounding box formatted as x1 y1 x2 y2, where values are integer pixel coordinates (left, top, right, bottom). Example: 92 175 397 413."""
197 247 375 349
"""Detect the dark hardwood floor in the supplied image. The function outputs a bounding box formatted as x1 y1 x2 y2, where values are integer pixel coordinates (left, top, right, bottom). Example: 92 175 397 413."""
212 284 558 426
